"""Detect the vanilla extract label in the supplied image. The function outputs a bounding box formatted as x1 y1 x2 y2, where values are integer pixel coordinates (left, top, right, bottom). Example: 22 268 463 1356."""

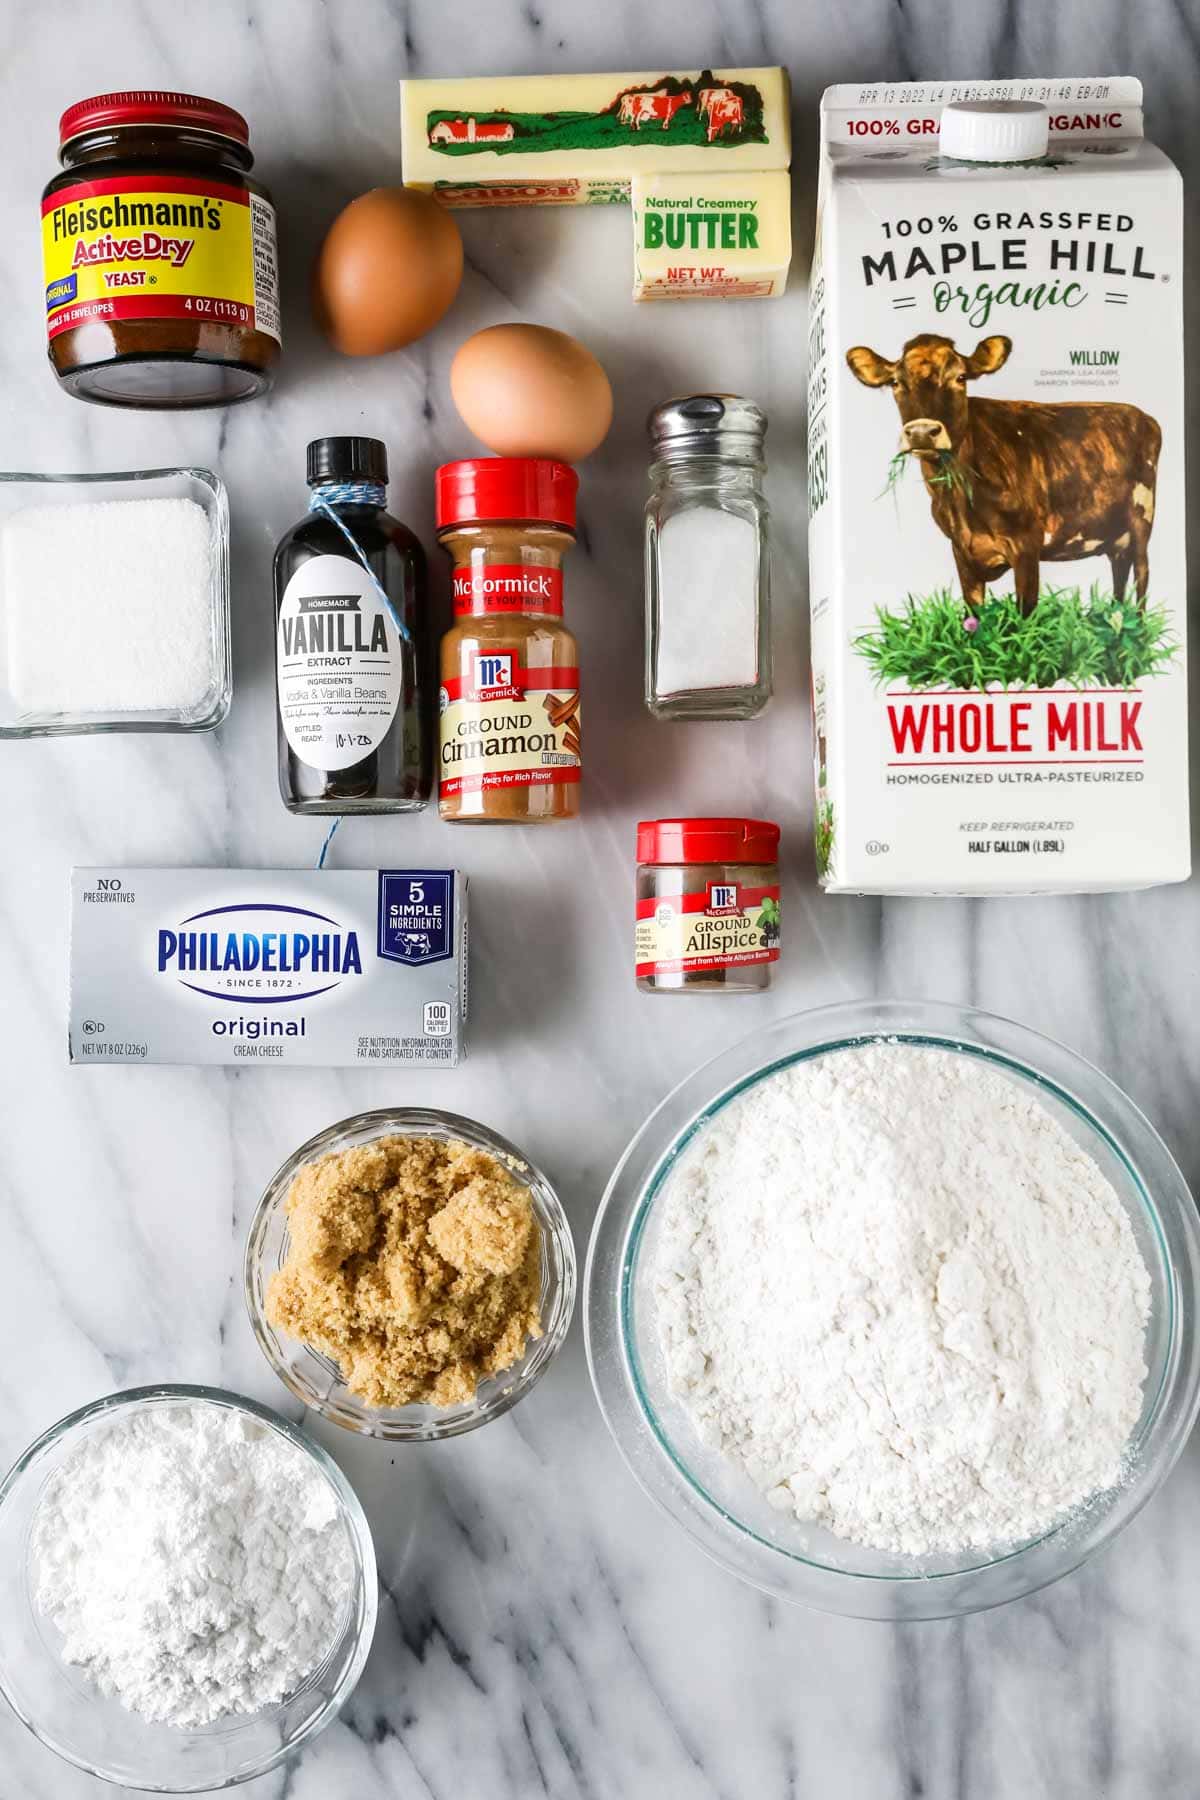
276 554 403 772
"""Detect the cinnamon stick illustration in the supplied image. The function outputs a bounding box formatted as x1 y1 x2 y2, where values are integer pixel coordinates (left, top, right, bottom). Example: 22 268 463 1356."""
544 691 579 728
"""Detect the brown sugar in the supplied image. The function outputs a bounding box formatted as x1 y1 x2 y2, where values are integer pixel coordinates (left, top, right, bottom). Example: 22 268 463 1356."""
266 1134 543 1408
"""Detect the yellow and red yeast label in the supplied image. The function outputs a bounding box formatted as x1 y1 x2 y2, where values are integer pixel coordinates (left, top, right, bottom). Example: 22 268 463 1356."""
439 651 580 798
42 175 281 343
635 881 780 977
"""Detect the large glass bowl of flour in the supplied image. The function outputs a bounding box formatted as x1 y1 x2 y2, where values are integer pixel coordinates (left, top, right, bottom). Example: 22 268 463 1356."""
0 1384 377 1790
585 1000 1200 1621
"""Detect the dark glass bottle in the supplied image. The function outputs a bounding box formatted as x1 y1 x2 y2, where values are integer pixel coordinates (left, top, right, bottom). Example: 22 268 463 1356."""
274 437 431 814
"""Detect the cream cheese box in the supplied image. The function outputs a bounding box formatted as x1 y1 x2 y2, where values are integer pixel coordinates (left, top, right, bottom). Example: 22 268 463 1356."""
400 67 790 205
808 77 1189 894
68 868 468 1066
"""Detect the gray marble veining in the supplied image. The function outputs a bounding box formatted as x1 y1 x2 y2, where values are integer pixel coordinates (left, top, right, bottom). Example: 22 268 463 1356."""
3 1 1200 1795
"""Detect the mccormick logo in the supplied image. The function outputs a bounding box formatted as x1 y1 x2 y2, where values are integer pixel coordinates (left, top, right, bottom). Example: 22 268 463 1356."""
280 595 388 656
452 567 562 614
155 902 363 1004
470 651 523 701
706 882 741 914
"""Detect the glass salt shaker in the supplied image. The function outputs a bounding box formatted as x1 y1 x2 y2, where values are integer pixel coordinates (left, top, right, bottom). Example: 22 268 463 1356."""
644 394 771 721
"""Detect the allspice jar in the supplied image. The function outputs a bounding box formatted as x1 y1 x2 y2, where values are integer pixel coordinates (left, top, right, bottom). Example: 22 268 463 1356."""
635 818 781 993
436 458 581 824
42 90 281 407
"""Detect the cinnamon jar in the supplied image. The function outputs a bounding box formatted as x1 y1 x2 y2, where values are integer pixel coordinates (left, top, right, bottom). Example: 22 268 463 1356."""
435 458 581 824
635 817 781 992
42 90 280 408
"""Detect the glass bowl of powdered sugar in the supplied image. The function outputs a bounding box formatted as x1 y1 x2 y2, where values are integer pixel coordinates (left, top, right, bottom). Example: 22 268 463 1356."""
0 1383 377 1789
0 466 230 737
585 999 1200 1622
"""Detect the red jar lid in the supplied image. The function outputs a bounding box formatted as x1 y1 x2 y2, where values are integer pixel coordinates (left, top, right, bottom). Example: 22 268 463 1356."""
59 91 250 148
436 458 577 531
637 817 781 866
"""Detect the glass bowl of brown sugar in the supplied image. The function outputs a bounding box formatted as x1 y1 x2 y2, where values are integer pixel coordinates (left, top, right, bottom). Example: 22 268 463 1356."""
245 1107 576 1441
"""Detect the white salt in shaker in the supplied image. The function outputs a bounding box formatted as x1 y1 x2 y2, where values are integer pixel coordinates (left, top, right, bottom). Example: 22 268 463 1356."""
644 394 771 720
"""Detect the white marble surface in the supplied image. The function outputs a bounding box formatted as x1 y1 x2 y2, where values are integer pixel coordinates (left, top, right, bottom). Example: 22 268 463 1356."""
3 2 1200 1795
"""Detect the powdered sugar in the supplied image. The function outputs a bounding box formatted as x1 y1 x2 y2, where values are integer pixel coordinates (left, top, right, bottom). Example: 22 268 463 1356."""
31 1400 353 1727
653 1042 1152 1557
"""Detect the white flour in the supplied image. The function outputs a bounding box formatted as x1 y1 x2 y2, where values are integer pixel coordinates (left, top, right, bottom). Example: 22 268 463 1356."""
653 1043 1152 1556
31 1401 353 1727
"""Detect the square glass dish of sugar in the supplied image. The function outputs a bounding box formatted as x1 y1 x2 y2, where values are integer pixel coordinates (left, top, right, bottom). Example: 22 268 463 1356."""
0 467 230 737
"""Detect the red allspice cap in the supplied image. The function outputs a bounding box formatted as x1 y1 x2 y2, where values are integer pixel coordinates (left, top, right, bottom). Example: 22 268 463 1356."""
636 818 781 865
59 91 250 148
436 458 578 532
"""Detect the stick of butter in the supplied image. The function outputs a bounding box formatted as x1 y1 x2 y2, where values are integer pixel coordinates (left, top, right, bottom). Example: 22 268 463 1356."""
632 170 791 300
400 67 790 206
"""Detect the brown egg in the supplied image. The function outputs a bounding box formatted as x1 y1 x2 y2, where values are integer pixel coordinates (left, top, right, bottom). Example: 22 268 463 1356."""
313 188 463 355
450 324 613 462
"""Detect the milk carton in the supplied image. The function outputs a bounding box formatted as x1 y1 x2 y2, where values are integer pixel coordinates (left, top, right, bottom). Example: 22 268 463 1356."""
808 80 1188 893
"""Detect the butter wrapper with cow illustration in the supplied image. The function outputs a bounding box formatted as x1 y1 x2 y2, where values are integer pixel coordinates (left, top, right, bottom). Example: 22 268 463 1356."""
808 78 1189 894
400 67 791 204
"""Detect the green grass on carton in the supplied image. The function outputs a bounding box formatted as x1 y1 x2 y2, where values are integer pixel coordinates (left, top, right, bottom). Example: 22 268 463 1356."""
815 799 836 878
855 586 1177 691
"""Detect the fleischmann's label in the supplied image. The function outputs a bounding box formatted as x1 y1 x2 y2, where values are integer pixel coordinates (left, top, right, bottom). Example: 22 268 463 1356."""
439 653 580 798
636 881 781 977
42 174 281 343
277 554 403 771
68 869 467 1067
808 77 1189 894
452 564 564 617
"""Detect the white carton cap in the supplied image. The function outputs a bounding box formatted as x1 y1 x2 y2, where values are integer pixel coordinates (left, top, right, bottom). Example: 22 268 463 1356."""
940 100 1050 162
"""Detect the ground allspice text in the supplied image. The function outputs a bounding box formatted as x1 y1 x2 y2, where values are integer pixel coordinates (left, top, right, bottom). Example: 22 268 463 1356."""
266 1135 543 1407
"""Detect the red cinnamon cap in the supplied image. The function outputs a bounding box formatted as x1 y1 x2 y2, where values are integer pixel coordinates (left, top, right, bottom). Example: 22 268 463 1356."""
436 458 577 532
60 91 250 148
636 818 781 865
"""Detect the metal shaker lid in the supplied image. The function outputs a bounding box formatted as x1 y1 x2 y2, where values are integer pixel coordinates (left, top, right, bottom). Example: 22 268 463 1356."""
647 393 767 464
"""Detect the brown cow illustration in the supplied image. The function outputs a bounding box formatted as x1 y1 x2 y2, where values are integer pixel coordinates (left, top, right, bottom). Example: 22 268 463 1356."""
846 333 1161 613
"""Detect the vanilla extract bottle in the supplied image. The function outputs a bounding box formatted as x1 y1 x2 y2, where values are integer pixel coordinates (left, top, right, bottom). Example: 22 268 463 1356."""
274 436 431 814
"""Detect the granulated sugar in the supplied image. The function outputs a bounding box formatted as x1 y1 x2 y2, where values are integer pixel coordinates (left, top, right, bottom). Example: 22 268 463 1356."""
4 496 215 713
653 1042 1152 1557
